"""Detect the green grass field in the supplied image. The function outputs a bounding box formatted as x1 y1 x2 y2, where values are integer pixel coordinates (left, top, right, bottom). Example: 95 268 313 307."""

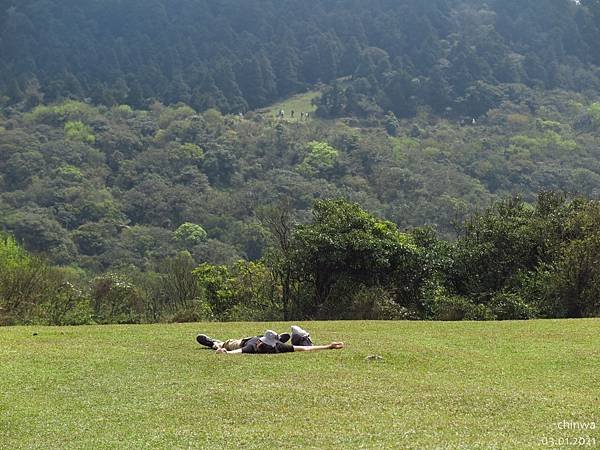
1 320 599 449
265 90 320 121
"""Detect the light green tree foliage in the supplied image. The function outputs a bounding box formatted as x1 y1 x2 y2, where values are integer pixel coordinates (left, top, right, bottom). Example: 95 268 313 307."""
0 236 35 323
56 165 84 182
168 143 204 169
297 141 339 176
113 104 134 117
180 143 204 160
174 223 208 247
509 131 577 158
25 100 97 125
193 263 233 319
0 233 31 271
589 102 600 128
157 104 196 129
64 120 96 143
193 260 280 321
226 260 281 321
0 233 90 325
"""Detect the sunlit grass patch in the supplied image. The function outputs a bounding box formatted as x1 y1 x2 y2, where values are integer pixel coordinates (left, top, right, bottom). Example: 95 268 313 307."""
1 320 598 449
265 90 320 121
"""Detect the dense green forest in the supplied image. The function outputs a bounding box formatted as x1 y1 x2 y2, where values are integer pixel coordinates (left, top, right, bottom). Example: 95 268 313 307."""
1 0 600 324
3 0 600 116
2 93 600 271
2 193 600 325
1 94 600 324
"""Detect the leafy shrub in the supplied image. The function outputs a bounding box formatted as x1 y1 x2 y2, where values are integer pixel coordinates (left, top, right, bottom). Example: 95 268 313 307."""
226 260 282 321
432 295 494 321
166 299 213 323
489 292 537 320
348 286 414 320
0 233 30 271
291 199 424 318
194 260 281 321
0 234 47 324
536 236 600 318
0 234 89 325
64 120 96 143
464 304 496 321
37 281 93 325
174 223 208 247
193 263 233 319
25 100 96 125
90 273 144 324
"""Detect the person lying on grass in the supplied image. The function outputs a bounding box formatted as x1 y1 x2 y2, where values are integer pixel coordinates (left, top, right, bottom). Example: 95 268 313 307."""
196 325 344 354
196 325 311 350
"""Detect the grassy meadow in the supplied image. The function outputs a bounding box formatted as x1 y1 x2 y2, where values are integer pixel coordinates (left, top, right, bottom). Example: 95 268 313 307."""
1 320 599 449
264 90 320 121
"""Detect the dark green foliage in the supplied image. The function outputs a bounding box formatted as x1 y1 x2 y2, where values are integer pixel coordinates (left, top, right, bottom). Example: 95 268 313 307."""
489 292 537 321
2 88 600 275
3 1 600 117
3 193 600 324
527 200 600 318
2 209 76 264
450 197 545 301
444 193 600 319
431 295 495 321
383 112 400 136
290 199 425 318
2 0 600 325
0 234 45 325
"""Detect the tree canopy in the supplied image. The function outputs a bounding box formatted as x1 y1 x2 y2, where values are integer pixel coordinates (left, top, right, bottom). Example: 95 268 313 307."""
2 0 600 117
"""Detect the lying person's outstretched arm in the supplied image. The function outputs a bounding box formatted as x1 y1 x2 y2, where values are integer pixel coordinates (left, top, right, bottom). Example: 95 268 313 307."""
293 342 344 352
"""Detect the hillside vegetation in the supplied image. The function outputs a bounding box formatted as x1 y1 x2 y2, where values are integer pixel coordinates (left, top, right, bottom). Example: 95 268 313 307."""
3 0 600 118
2 86 600 324
2 1 600 324
2 91 600 270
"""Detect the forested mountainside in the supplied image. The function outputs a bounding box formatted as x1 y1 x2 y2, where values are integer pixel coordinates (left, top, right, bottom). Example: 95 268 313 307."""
2 91 600 271
2 0 600 324
2 0 600 116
